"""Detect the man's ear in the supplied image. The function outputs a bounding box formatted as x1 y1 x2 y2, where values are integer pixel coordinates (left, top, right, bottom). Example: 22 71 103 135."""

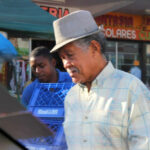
90 40 101 54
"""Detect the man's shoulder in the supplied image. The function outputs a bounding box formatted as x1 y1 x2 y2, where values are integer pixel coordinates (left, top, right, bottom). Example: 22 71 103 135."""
23 79 38 92
66 84 79 97
114 69 147 91
22 79 39 107
114 69 136 80
130 66 140 71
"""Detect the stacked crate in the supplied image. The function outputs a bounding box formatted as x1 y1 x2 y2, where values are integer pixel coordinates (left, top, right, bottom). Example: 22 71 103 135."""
20 83 74 150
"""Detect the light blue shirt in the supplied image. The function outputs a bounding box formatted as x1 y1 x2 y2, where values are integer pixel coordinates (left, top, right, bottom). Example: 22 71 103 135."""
64 61 150 150
130 66 141 79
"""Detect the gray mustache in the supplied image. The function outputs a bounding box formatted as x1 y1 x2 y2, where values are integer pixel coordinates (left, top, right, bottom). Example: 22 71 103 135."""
67 67 79 73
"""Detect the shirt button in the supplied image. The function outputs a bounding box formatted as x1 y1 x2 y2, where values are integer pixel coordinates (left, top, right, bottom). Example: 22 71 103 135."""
83 139 87 143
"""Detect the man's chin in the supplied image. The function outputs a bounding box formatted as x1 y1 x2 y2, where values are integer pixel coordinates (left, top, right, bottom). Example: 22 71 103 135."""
72 78 82 83
38 79 46 83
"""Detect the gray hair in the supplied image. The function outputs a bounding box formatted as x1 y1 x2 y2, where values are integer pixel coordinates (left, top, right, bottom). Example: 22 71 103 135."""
74 31 106 54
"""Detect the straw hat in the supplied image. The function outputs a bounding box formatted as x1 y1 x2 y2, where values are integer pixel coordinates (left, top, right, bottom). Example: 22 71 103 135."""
51 10 101 53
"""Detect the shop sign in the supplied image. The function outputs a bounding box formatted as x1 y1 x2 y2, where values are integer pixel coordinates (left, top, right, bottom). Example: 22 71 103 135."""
95 12 150 41
102 27 136 40
40 6 150 41
40 6 70 18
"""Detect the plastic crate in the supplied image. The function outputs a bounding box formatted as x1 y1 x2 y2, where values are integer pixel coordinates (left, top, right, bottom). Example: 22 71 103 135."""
20 83 74 150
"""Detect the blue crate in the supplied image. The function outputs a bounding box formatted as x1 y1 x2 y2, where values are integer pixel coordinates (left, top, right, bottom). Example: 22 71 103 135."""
20 83 74 150
29 83 74 107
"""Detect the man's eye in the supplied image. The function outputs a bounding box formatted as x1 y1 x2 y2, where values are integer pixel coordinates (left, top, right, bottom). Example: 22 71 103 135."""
60 54 74 60
39 64 45 68
68 54 73 57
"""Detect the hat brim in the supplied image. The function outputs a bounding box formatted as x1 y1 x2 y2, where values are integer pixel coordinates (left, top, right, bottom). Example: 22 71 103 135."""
50 29 100 53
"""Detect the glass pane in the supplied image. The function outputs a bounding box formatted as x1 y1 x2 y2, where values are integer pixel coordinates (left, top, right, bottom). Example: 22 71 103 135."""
118 42 139 73
105 41 116 67
146 44 150 88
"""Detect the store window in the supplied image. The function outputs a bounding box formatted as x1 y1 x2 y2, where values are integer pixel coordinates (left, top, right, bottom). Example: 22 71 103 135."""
8 38 31 100
146 44 150 88
105 41 116 67
105 41 140 73
118 42 139 72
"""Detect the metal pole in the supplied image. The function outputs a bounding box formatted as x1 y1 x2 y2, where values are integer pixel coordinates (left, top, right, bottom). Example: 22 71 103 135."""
28 38 32 80
115 42 118 69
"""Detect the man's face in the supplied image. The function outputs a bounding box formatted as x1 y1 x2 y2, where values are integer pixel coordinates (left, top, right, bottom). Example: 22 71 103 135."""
59 42 95 84
30 56 56 83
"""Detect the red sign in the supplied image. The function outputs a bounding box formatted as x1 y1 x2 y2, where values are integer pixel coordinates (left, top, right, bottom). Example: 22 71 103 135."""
96 12 150 41
41 6 70 18
40 7 150 41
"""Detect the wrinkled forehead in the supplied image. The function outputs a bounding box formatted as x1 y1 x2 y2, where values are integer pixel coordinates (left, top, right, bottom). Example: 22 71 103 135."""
58 42 75 55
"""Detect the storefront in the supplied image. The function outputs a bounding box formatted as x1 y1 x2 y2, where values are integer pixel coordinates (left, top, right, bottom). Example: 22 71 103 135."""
95 12 150 87
30 6 150 87
0 36 56 100
38 5 150 87
0 35 31 99
1 4 150 92
0 0 56 98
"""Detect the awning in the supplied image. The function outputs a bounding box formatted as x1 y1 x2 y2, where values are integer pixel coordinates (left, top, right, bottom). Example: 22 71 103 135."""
0 0 57 40
32 0 136 17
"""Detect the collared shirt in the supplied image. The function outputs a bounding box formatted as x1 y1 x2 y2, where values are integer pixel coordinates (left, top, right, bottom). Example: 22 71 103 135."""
64 61 150 150
21 69 72 107
130 66 141 79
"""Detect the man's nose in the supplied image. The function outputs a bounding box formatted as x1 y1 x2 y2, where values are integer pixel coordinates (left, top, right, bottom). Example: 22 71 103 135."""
63 59 72 69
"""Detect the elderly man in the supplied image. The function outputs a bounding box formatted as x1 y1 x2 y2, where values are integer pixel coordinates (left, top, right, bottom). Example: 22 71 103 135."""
51 10 150 150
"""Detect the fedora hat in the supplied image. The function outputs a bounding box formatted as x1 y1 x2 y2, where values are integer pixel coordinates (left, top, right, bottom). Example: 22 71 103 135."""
51 10 100 53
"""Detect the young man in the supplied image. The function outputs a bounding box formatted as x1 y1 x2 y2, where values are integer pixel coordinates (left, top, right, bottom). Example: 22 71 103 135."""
51 10 150 150
21 46 72 107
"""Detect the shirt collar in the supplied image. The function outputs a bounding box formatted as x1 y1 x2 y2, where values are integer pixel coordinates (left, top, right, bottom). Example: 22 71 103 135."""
79 61 115 89
56 69 62 82
93 61 115 87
